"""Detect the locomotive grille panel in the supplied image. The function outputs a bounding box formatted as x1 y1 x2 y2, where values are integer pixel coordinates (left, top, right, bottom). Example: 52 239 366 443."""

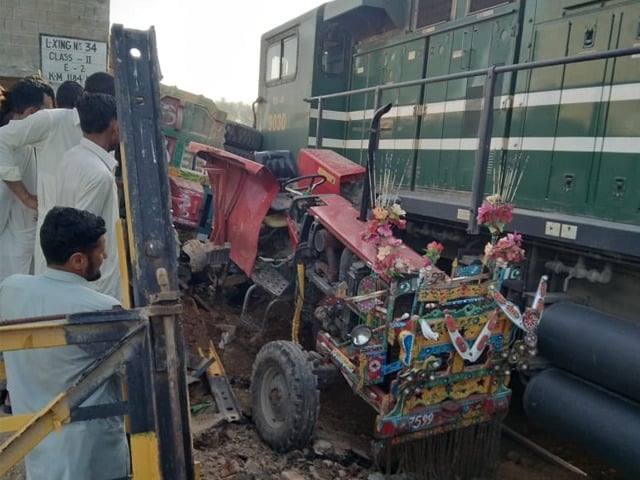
468 0 512 14
415 0 453 28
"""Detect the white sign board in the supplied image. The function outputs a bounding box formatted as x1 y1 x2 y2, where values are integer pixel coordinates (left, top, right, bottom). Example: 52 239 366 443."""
40 34 108 86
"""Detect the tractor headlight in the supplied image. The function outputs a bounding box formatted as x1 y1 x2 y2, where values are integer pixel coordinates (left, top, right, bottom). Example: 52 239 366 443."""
350 325 372 347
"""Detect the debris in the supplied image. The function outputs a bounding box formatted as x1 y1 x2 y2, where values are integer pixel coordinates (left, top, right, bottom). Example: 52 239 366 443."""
281 470 307 480
312 439 332 455
190 401 213 415
218 459 240 478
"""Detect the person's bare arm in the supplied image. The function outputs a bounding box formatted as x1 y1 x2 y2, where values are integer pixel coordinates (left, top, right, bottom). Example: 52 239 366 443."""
3 180 37 211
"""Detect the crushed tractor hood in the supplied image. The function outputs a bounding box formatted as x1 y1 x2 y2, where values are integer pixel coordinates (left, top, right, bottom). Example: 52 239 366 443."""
187 142 279 277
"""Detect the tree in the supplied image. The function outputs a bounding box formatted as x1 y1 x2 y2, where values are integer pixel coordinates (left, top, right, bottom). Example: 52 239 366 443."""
215 98 253 126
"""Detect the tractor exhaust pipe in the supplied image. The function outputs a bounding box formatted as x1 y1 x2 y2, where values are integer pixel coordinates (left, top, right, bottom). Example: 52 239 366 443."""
359 102 393 222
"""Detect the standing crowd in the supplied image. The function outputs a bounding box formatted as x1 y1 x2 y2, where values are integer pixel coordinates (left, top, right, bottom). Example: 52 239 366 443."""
0 73 129 479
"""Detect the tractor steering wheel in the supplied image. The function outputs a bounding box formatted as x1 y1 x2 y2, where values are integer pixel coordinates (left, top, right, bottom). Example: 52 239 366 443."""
281 174 327 196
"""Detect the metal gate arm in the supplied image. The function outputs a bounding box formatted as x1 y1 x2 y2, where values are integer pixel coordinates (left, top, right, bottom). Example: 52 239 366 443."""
0 325 146 475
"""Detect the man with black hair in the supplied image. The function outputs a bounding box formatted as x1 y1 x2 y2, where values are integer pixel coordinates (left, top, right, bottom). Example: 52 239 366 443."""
0 71 115 275
55 80 83 109
84 71 116 97
56 93 121 300
0 76 55 283
0 206 130 480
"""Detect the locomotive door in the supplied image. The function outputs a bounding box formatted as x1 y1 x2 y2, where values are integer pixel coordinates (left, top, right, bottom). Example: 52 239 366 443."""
415 31 452 189
592 6 640 223
375 38 427 190
345 37 427 186
545 11 614 213
415 15 518 192
345 50 382 165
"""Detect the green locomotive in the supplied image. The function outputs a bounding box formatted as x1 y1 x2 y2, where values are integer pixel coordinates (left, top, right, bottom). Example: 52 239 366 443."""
246 0 640 475
253 0 640 319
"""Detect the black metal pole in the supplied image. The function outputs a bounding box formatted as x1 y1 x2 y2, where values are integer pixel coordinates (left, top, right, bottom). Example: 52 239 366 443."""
468 66 497 234
111 24 195 480
359 101 392 221
315 97 324 148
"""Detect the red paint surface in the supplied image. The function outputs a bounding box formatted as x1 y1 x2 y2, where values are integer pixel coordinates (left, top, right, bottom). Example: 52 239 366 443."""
188 142 279 276
298 149 365 194
308 195 425 272
169 176 204 229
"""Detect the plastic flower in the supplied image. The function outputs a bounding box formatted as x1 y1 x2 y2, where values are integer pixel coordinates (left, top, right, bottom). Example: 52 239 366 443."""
485 232 525 264
424 241 444 265
389 203 406 219
394 218 407 230
376 245 393 261
361 202 411 277
372 206 389 221
485 193 502 205
387 237 403 247
477 198 514 236
377 223 393 237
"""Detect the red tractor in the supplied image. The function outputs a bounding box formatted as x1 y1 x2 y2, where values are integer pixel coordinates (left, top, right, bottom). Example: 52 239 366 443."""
185 105 546 475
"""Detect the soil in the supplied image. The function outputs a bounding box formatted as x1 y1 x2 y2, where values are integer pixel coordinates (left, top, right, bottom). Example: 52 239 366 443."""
0 291 625 480
182 291 628 480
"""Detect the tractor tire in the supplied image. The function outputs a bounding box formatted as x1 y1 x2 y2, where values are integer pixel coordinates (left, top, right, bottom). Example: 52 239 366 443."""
251 340 319 452
223 143 255 161
224 121 263 151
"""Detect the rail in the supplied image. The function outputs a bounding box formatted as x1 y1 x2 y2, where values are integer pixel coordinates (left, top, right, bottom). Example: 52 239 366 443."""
304 45 640 234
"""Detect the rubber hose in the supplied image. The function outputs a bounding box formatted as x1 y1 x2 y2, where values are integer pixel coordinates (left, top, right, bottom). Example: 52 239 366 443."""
524 368 640 479
537 302 640 402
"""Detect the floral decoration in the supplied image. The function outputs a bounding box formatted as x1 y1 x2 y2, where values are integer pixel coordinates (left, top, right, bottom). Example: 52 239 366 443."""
423 241 445 266
361 203 412 277
484 232 525 267
476 193 514 237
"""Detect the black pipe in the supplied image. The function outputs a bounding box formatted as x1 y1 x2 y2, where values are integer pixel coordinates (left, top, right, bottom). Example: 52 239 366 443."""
359 102 392 222
315 96 324 148
537 302 640 403
524 368 640 479
468 66 497 234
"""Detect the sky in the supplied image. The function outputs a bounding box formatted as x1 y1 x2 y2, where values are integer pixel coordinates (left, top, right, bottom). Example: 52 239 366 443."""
109 0 327 104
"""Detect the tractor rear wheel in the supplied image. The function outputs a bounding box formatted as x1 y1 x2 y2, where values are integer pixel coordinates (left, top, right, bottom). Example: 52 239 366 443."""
250 340 319 452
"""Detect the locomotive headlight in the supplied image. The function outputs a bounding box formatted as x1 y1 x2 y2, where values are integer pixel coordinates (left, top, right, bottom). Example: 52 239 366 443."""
350 325 372 347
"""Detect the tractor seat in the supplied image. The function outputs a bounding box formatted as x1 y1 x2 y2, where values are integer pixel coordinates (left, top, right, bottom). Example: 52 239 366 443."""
254 150 299 217
254 150 299 183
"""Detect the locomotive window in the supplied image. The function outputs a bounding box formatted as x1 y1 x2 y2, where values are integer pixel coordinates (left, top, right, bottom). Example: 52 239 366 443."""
282 36 297 79
415 0 454 29
320 27 347 75
266 43 280 82
468 0 512 14
265 33 298 83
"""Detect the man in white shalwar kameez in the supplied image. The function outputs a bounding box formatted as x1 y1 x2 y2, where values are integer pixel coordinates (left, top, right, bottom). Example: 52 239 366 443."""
0 148 37 281
0 77 53 282
0 206 130 480
0 72 115 275
0 106 81 273
56 93 122 300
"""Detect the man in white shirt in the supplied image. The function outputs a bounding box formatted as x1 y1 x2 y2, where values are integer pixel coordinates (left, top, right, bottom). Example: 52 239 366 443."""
56 93 122 301
0 77 55 282
0 72 115 274
0 206 130 480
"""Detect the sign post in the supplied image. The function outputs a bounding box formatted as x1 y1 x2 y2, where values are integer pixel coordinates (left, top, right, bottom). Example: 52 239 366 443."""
40 34 108 86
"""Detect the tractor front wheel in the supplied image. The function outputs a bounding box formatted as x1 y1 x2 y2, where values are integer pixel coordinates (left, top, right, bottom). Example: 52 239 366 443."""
250 340 319 452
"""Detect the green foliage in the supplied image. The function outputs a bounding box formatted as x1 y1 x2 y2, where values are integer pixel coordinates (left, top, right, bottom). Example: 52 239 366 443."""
215 98 253 126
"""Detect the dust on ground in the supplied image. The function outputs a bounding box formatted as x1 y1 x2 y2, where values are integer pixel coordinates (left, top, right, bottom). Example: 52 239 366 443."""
183 292 624 480
0 292 623 480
